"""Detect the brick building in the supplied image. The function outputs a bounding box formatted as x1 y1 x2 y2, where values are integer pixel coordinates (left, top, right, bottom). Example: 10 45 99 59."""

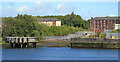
88 16 120 33
38 18 61 26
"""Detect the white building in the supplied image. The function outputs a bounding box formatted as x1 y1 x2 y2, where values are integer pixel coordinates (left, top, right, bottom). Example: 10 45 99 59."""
115 24 120 30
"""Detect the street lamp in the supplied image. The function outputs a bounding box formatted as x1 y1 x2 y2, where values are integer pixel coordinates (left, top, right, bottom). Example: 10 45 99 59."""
93 18 95 38
104 17 107 33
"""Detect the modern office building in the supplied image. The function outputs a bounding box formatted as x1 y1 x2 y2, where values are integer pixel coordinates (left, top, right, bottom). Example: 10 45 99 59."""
88 16 120 33
38 18 61 26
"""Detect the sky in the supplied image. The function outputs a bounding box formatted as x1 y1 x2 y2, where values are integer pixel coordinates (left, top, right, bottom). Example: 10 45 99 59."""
1 0 119 20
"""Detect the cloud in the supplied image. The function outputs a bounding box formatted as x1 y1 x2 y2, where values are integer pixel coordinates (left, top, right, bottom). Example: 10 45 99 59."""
57 3 64 9
82 12 93 20
0 8 2 17
35 0 42 5
56 3 75 15
17 6 29 12
26 2 54 16
7 6 12 9
2 2 76 17
2 7 17 17
0 0 119 2
109 14 116 17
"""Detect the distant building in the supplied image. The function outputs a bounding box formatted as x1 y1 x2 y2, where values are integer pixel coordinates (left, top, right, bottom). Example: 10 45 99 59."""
38 18 61 26
106 33 120 39
115 24 120 30
88 16 120 33
0 24 1 28
43 31 93 40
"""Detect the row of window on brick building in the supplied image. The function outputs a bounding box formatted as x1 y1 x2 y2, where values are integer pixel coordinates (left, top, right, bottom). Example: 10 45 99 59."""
89 20 120 30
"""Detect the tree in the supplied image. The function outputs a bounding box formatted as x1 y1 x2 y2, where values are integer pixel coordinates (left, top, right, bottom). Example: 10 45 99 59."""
2 14 86 41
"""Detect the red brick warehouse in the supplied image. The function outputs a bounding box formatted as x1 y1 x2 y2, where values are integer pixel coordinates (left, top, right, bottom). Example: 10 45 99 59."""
88 16 120 33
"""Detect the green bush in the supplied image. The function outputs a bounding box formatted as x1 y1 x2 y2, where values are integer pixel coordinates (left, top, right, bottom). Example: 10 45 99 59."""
2 14 85 40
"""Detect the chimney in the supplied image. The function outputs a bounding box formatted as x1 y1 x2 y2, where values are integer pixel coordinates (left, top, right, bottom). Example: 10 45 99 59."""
91 17 93 19
106 16 109 17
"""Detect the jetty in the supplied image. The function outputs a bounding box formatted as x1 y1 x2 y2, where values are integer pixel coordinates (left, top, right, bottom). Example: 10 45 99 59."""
70 38 120 48
5 37 38 48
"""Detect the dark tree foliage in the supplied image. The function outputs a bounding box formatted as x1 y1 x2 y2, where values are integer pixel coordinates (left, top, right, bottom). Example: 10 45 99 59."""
2 13 86 41
36 12 89 29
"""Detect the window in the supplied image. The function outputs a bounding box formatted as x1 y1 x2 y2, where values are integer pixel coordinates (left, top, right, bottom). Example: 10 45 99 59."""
96 20 97 23
96 23 97 25
102 20 104 22
99 23 101 25
110 20 111 22
112 20 114 23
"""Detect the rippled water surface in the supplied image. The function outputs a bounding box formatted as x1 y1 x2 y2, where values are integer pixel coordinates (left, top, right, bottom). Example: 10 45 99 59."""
2 47 119 60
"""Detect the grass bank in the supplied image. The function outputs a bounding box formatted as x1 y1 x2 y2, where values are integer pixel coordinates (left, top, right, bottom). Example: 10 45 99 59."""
37 40 70 47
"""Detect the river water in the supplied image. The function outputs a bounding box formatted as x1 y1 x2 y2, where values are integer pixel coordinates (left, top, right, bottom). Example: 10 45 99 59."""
2 47 119 60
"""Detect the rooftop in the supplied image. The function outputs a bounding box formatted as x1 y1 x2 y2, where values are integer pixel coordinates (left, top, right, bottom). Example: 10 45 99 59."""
38 18 60 22
5 37 38 38
89 16 120 20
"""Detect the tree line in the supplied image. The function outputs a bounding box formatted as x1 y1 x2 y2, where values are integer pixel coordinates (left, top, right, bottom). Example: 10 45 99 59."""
2 12 89 41
35 12 89 29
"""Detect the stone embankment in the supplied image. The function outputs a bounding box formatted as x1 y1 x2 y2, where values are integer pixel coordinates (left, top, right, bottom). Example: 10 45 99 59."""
70 38 120 48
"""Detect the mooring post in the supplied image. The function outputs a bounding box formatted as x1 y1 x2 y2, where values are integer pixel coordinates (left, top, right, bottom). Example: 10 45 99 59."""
27 43 29 48
35 43 36 48
33 42 35 48
11 43 13 48
18 43 21 48
74 43 75 47
25 43 27 48
32 43 34 48
26 43 29 48
101 42 103 48
32 43 36 48
70 43 73 47
15 43 17 48
21 43 23 48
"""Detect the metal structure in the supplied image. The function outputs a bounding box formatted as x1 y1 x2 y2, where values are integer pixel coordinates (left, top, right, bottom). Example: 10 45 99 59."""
104 17 108 33
5 37 38 48
43 31 93 40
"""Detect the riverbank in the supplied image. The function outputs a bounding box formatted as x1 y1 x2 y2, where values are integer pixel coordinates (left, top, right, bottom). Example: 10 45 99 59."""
37 40 70 47
2 38 120 49
2 40 71 48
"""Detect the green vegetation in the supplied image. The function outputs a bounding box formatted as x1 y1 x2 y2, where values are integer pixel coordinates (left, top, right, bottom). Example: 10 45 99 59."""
101 33 106 38
110 29 120 33
95 32 101 37
38 41 70 47
89 32 106 38
2 12 88 41
35 12 89 29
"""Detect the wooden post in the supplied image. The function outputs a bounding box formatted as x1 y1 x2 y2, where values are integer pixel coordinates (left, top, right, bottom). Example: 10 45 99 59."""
21 43 23 48
32 43 36 48
18 43 21 48
34 43 36 48
74 43 75 47
32 43 34 48
11 43 13 48
101 42 103 48
26 43 29 48
70 43 73 47
15 43 17 48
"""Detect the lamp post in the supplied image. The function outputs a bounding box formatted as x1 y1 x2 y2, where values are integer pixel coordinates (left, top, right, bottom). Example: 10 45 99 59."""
104 17 107 33
93 18 95 38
